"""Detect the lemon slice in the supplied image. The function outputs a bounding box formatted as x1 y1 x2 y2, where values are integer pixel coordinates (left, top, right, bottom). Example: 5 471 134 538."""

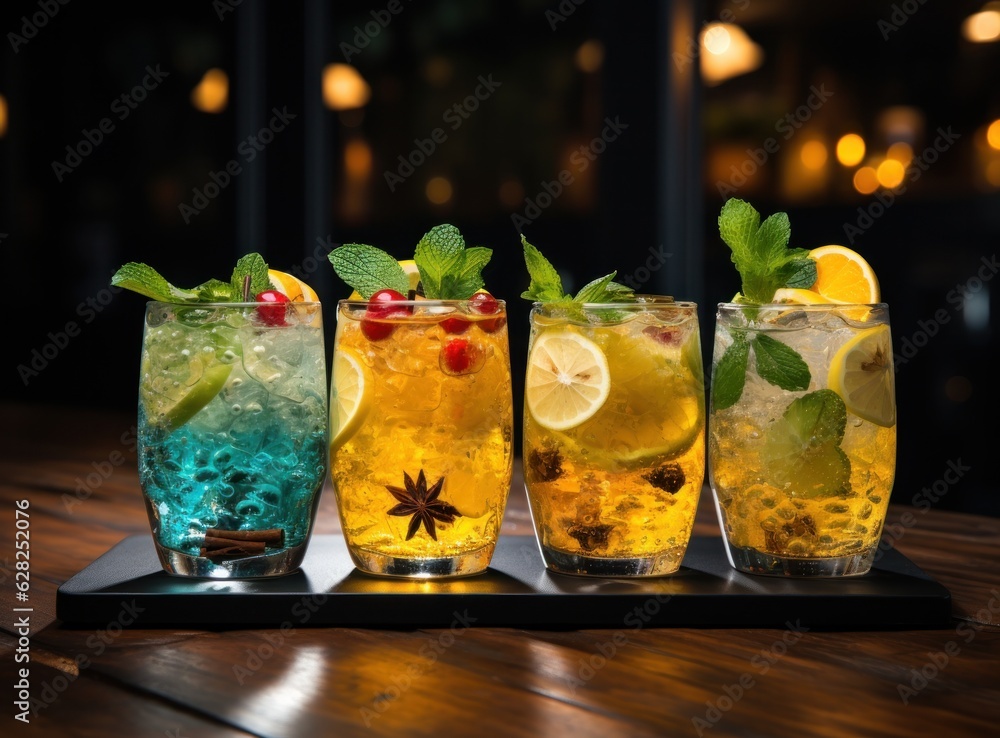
331 348 371 450
809 245 880 304
772 288 834 305
268 269 319 302
347 260 421 300
526 331 610 431
141 358 232 430
828 324 895 427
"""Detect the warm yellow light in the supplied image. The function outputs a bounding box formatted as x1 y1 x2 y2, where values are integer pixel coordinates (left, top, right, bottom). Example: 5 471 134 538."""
0 94 7 137
323 64 371 110
800 140 828 170
963 10 1000 42
700 24 763 85
836 134 866 167
191 69 228 113
887 141 914 166
853 166 879 195
987 119 1000 150
425 176 453 205
703 24 732 55
575 40 604 73
986 159 1000 187
876 159 906 189
344 139 372 179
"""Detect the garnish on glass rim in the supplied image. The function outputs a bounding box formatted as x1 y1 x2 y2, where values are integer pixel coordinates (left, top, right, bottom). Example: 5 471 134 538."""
520 234 634 305
328 224 493 300
713 199 814 410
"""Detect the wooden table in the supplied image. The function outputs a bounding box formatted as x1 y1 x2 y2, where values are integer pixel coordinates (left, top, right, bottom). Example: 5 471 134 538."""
2 402 998 737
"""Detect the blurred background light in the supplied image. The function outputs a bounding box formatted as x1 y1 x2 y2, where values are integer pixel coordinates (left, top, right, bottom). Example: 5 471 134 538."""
425 176 453 204
886 141 914 166
876 158 906 188
700 23 763 85
575 39 605 73
853 165 879 194
987 119 1000 150
191 68 229 113
962 5 1000 42
836 133 866 167
323 63 371 110
800 139 828 170
0 94 7 137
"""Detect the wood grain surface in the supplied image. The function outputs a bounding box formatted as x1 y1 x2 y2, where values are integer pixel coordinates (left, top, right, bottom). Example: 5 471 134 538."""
1 402 998 737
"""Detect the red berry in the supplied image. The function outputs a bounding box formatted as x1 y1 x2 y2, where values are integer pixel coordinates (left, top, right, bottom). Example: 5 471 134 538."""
441 338 482 375
255 290 290 326
361 289 409 341
642 326 681 346
440 317 471 334
469 290 500 315
469 290 504 333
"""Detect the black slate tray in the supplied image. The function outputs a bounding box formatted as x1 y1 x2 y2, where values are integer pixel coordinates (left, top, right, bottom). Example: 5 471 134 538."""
56 534 951 629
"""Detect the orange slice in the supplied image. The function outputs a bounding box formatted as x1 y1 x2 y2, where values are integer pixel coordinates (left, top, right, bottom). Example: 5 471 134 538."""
808 245 880 304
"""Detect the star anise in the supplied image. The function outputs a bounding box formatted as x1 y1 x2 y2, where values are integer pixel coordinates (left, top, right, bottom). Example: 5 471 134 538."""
386 469 462 541
568 523 614 551
643 463 685 494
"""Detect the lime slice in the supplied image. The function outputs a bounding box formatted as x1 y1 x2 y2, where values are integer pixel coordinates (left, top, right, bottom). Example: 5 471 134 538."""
828 324 895 427
526 330 610 431
141 359 232 430
331 347 371 450
761 390 851 498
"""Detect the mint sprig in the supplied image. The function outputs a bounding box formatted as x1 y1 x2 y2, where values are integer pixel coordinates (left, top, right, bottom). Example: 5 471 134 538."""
718 198 816 304
328 244 409 298
112 253 277 303
520 235 633 305
414 224 492 299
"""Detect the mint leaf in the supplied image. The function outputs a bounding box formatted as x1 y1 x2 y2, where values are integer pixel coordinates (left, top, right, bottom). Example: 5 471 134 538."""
781 389 847 445
752 334 811 391
573 272 634 303
439 246 492 299
329 244 409 298
415 224 466 298
196 279 237 302
780 256 817 289
231 253 271 300
111 263 200 303
520 235 567 302
718 198 814 303
712 333 750 410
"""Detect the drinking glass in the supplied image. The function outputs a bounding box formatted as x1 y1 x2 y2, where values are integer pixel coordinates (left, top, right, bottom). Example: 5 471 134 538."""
709 302 896 577
522 299 705 576
137 301 328 577
329 298 514 577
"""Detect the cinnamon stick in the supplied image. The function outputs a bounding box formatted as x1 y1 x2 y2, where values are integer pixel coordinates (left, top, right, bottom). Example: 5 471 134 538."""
205 528 284 546
202 536 267 553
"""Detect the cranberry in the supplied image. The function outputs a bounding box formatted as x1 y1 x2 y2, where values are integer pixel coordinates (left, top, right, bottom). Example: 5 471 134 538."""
469 290 504 333
440 317 471 334
255 290 290 326
642 326 682 346
441 338 482 375
361 289 409 341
